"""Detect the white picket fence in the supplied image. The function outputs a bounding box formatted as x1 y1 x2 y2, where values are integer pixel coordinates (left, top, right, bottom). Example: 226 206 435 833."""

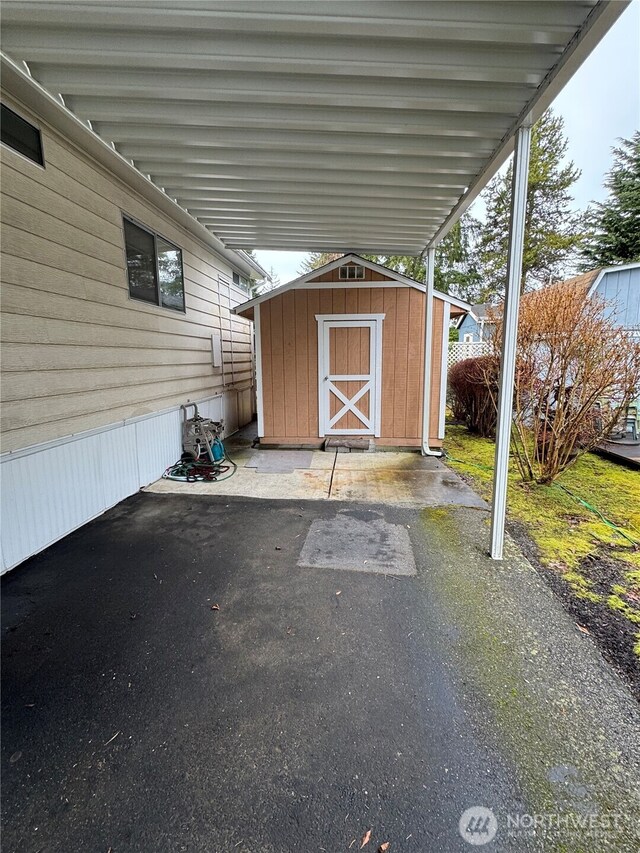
448 341 489 367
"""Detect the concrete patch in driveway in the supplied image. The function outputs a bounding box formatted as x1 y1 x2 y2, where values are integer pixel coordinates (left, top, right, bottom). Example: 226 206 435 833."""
245 450 314 472
297 508 416 575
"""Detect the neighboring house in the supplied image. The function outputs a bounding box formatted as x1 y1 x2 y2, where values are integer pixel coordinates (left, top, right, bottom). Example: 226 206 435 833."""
454 263 639 346
0 90 264 572
234 255 470 449
565 262 640 337
456 303 492 343
554 263 640 443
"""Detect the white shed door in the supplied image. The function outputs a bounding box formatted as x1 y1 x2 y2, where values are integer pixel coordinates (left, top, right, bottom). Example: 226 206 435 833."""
317 316 383 437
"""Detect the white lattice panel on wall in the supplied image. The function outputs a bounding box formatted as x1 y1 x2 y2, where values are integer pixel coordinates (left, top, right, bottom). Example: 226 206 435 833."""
448 341 489 367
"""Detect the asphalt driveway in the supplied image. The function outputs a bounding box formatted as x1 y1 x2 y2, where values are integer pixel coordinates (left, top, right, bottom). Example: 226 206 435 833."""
2 493 639 852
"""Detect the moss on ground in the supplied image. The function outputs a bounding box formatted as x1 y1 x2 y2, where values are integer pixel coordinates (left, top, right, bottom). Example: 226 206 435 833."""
419 507 634 832
444 425 640 653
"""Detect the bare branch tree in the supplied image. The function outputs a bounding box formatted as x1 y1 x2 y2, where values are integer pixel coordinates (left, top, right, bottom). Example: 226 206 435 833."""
486 282 640 483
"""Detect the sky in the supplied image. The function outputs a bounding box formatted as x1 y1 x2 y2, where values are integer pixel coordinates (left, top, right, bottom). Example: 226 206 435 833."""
255 1 640 284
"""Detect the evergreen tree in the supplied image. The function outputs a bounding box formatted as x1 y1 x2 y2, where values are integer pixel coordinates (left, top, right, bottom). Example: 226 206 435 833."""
266 265 281 288
477 109 583 296
580 131 640 268
433 215 483 302
298 252 343 273
367 254 425 281
250 265 281 298
298 214 481 300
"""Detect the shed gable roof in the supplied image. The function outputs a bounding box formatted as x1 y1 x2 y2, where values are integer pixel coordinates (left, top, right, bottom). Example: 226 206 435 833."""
233 254 472 316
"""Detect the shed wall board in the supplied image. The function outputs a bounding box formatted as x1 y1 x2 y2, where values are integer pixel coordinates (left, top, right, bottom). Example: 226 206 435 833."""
258 287 444 445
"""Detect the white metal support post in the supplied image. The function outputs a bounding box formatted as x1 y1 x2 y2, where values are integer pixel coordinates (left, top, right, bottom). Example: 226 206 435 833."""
421 246 441 456
490 122 532 559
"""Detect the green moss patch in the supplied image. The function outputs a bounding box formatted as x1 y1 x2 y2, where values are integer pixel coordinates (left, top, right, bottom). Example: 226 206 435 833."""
444 425 640 658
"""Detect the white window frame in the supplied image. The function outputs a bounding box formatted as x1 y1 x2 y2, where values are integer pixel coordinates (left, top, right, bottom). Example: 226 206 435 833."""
316 313 385 437
122 214 186 313
338 265 365 280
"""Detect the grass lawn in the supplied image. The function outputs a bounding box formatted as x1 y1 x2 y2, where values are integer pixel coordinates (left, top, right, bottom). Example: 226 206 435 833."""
444 424 640 681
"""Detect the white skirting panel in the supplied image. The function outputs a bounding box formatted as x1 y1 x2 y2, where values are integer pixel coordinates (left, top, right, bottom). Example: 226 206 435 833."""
0 388 250 574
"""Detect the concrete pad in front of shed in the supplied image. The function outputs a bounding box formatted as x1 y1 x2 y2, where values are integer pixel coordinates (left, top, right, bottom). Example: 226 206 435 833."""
330 468 487 508
332 450 445 471
145 466 331 500
298 508 416 575
245 449 314 472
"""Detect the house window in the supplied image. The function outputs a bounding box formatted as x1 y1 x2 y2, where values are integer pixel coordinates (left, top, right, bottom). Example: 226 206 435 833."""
232 271 250 291
463 333 474 343
123 217 185 312
339 264 365 280
1 104 44 166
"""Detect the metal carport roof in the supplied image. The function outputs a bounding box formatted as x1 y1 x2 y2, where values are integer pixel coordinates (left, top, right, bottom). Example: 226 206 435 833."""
0 0 627 255
0 0 628 560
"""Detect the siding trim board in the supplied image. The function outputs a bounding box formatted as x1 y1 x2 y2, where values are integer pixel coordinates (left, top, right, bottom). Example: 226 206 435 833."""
254 303 265 437
0 390 225 462
438 302 451 440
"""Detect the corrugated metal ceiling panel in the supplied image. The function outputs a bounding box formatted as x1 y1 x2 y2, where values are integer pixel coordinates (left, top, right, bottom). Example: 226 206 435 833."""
0 1 626 253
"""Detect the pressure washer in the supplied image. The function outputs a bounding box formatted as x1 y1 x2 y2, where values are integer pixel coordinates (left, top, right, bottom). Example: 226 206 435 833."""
162 403 237 482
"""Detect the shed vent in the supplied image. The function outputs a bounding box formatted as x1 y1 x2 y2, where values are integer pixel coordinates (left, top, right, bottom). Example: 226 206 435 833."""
339 265 365 280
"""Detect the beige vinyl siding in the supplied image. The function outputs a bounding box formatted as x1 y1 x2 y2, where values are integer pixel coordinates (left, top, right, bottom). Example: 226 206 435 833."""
0 94 254 453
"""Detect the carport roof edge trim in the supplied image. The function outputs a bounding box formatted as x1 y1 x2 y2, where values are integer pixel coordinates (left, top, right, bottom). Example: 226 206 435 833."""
233 253 473 316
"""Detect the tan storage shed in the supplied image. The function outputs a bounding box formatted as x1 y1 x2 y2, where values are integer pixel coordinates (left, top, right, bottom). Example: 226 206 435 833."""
234 255 470 449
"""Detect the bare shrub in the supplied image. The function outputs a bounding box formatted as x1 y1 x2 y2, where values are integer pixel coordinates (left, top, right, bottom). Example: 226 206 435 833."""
449 356 499 437
487 282 640 483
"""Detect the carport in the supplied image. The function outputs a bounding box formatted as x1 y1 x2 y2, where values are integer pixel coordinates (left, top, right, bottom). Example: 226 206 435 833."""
3 6 640 851
0 0 628 558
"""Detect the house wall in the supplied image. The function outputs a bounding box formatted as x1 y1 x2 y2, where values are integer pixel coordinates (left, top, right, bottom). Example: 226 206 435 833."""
456 313 480 342
0 93 255 571
257 286 444 446
595 266 640 331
